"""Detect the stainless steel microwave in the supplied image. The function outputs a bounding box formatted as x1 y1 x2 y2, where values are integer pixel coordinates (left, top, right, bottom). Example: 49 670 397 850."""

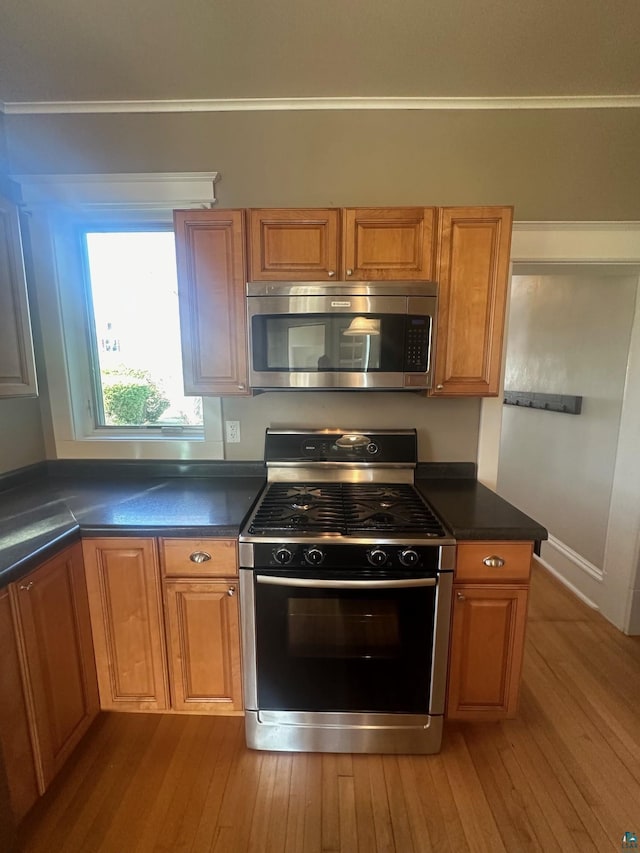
246 281 437 391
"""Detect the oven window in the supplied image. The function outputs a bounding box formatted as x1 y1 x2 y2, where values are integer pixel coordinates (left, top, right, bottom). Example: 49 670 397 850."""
288 599 400 659
255 581 436 713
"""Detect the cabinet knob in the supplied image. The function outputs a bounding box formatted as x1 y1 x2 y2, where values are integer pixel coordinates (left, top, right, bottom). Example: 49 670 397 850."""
483 556 506 568
189 551 212 564
237 383 245 391
456 592 466 601
19 581 34 592
227 586 236 597
435 384 444 391
327 270 336 277
346 268 353 276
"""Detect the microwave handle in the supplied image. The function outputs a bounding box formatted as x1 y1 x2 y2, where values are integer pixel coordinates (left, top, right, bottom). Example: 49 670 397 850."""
256 575 436 590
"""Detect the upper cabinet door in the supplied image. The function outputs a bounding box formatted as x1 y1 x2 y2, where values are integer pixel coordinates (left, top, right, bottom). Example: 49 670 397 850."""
0 194 37 397
248 208 340 280
342 207 437 280
174 209 249 396
431 207 513 397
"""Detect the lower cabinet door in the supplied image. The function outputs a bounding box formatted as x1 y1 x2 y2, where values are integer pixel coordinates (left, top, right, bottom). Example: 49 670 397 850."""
447 584 529 720
82 538 170 712
9 543 99 792
164 580 243 714
0 589 38 820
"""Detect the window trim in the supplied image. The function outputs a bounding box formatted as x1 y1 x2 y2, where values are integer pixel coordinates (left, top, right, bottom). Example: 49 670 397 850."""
23 175 224 460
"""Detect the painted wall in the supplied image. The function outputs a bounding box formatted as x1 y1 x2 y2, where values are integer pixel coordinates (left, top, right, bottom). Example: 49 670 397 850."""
1 126 47 475
5 108 640 220
221 392 480 462
497 272 638 599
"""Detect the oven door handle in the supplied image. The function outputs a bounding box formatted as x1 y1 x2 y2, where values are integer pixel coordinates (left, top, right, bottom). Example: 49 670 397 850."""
255 575 437 589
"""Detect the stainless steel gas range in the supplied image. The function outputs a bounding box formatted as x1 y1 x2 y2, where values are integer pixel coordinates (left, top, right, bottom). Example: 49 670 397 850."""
238 428 455 755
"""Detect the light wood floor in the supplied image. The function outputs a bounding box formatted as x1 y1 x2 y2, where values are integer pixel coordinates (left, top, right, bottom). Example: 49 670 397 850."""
16 564 640 853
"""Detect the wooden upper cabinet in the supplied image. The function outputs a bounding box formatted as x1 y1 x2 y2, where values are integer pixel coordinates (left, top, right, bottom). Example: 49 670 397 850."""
9 543 99 793
174 209 249 395
82 538 170 712
431 206 513 396
342 207 437 280
248 207 436 281
0 194 37 398
248 208 340 280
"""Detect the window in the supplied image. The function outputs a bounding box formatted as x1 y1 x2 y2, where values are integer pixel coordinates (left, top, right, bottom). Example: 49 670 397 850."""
82 229 203 431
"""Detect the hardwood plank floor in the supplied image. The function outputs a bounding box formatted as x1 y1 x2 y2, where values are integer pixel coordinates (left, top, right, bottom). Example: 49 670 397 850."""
15 564 640 853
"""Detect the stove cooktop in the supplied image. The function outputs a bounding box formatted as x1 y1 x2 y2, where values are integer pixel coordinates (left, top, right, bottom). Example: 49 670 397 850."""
244 482 448 539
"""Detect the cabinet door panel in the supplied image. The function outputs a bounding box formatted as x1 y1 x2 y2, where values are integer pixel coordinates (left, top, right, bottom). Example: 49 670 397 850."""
82 539 169 711
447 585 528 719
248 208 340 280
164 580 242 714
174 209 248 395
0 590 38 820
433 207 513 396
343 207 436 280
0 194 37 397
10 543 99 792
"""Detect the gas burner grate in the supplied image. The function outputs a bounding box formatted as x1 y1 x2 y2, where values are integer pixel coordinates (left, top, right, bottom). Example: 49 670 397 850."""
342 483 446 537
247 482 447 538
248 483 346 534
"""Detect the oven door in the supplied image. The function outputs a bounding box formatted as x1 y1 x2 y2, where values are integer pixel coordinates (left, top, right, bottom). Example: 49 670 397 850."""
241 570 451 715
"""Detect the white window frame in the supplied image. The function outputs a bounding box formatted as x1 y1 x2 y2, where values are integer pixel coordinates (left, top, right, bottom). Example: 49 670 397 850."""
21 173 226 460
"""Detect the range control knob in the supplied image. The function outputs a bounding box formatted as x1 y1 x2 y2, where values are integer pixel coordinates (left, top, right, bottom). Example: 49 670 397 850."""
273 547 294 566
304 547 325 566
367 547 388 567
366 442 379 455
399 548 420 567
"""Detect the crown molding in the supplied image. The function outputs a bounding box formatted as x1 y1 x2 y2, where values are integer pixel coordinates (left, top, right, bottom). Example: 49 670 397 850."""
2 94 640 115
12 172 220 210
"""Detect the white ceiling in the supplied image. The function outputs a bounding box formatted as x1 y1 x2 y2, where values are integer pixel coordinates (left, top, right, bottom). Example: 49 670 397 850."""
1 0 639 106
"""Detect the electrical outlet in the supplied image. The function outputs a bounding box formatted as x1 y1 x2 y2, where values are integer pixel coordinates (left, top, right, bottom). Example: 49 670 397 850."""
225 420 241 443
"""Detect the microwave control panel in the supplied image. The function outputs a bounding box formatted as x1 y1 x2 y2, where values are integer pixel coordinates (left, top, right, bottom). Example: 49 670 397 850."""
403 317 430 371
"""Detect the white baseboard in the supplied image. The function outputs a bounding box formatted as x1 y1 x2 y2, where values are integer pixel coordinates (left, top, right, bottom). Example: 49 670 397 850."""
533 554 599 610
545 534 604 581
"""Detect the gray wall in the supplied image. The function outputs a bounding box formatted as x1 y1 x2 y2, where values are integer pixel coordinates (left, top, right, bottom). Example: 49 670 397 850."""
222 393 480 462
3 107 640 469
1 124 47 475
5 108 640 219
497 273 637 567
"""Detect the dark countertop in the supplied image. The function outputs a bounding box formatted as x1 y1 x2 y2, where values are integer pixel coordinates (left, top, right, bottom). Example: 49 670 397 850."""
0 472 265 588
0 461 547 588
416 478 548 542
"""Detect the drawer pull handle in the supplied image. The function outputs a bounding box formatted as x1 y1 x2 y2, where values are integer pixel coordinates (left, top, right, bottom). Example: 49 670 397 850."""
483 555 505 568
189 551 212 564
19 581 34 592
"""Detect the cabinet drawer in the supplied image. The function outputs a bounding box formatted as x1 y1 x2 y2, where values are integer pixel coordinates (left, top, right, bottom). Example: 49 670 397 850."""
160 539 238 578
455 542 532 583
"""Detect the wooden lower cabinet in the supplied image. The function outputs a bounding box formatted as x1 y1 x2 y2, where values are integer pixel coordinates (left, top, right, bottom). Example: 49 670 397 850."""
447 540 532 720
83 537 242 716
82 538 170 712
447 584 529 719
9 543 99 793
164 579 242 714
0 589 38 821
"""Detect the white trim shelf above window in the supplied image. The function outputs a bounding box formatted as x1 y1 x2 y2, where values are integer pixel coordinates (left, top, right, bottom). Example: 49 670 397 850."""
12 172 220 213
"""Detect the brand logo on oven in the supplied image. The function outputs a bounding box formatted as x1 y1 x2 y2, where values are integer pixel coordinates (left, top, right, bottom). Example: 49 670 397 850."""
331 301 352 307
